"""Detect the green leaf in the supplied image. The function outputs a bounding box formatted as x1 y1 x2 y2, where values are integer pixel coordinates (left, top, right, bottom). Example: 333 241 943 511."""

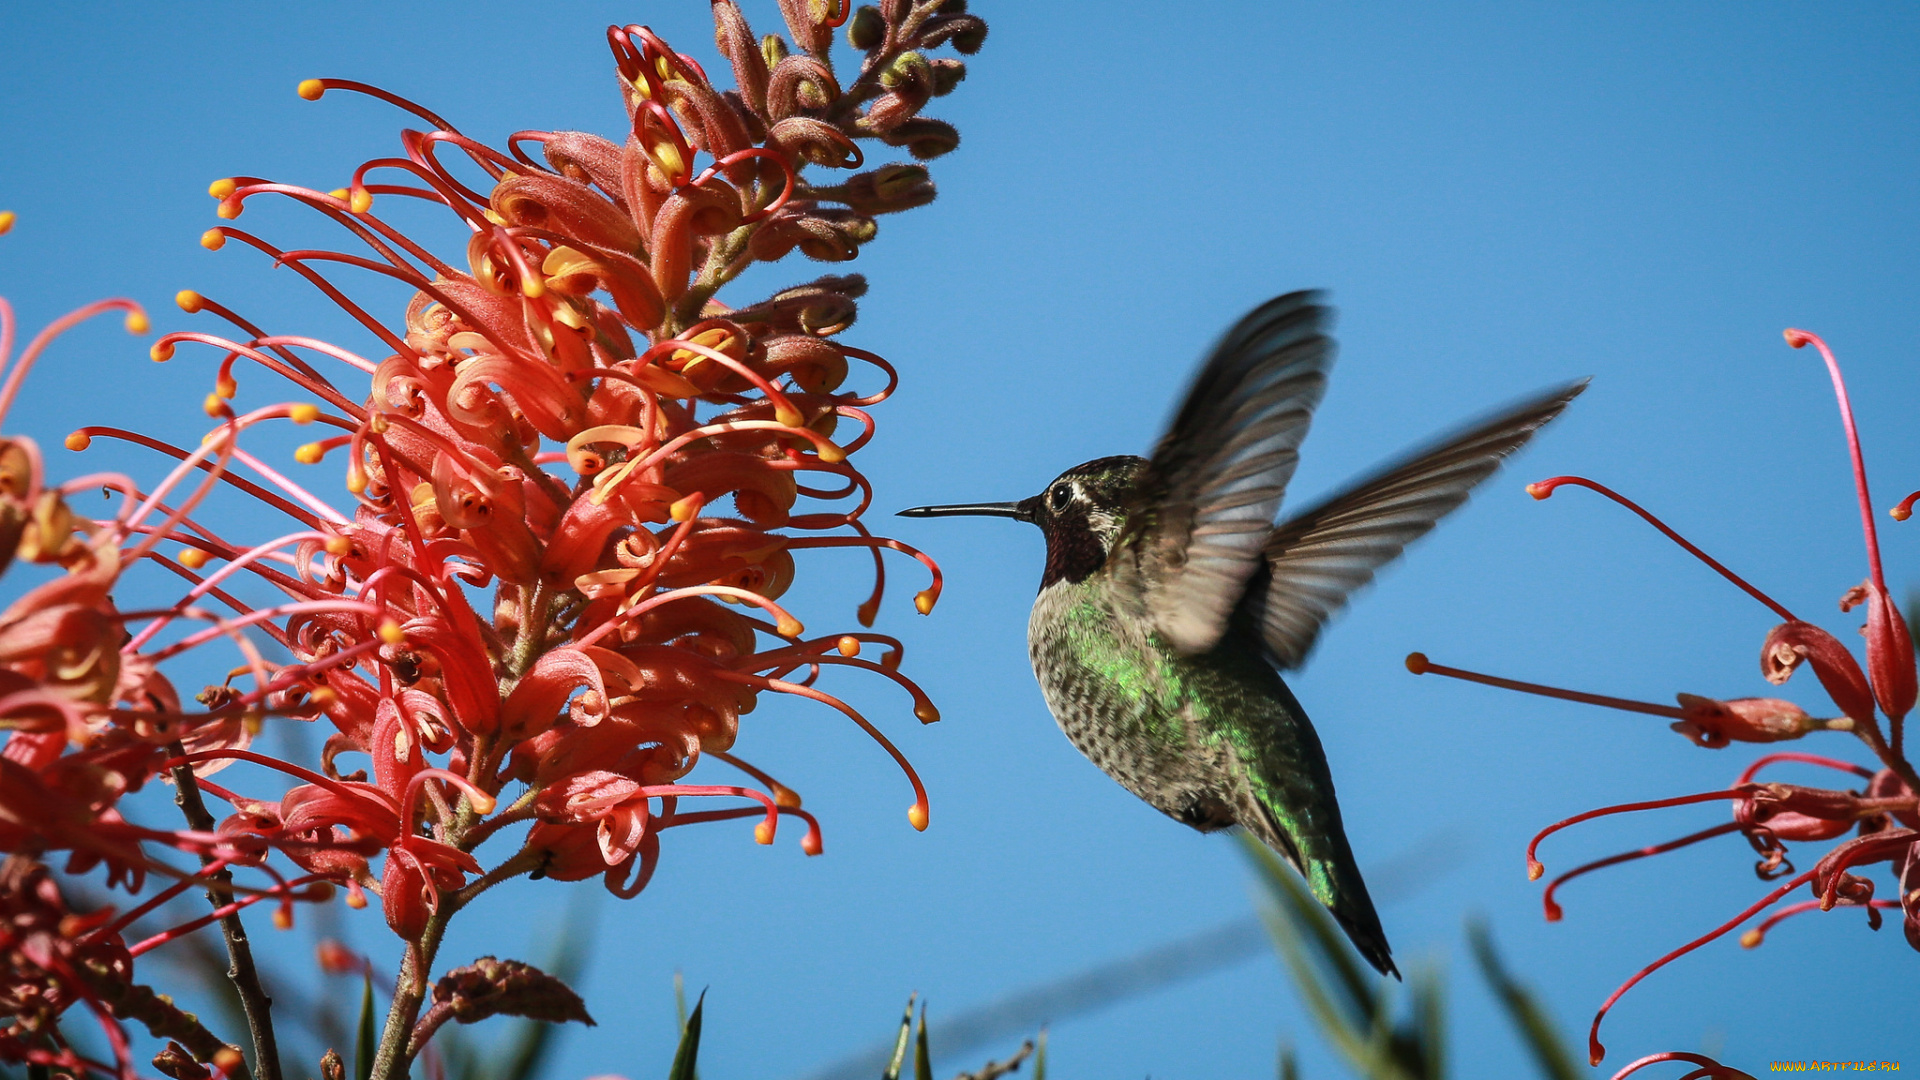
1033 1029 1048 1080
355 972 376 1080
666 990 704 1080
883 993 916 1080
1239 835 1377 1030
1277 1042 1298 1080
912 1002 931 1080
1465 920 1582 1080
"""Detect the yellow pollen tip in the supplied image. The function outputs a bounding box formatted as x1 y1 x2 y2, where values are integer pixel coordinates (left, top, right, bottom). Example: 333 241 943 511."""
215 377 237 400
1526 859 1544 881
914 702 940 723
296 79 325 101
1404 652 1429 674
324 535 351 556
64 432 91 452
774 406 804 427
272 908 294 931
178 547 211 569
289 404 320 425
310 686 338 706
349 189 373 214
836 635 860 657
213 1049 245 1073
216 198 242 220
378 621 406 645
801 832 823 856
913 589 936 615
203 393 226 417
1740 929 1763 949
775 615 804 638
346 470 369 495
1525 482 1551 500
200 229 227 250
669 495 700 522
328 188 349 201
0 211 14 235
1894 506 1912 521
176 290 204 313
124 310 150 335
207 178 238 199
907 804 929 832
295 442 325 464
773 785 802 809
467 792 497 814
754 821 775 845
1783 328 1812 349
367 414 390 434
150 340 175 362
344 888 367 909
520 277 545 299
816 442 847 464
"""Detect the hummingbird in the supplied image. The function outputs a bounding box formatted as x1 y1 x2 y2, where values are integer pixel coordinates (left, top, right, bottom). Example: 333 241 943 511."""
899 292 1584 977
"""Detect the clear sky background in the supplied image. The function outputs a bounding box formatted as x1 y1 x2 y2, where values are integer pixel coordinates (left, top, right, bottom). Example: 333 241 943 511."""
5 3 1920 1078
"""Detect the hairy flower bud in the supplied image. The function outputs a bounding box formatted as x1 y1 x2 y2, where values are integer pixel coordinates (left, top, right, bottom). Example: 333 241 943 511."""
880 117 961 160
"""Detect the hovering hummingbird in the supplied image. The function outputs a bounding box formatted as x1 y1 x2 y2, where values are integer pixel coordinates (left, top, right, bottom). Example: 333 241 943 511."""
899 292 1584 977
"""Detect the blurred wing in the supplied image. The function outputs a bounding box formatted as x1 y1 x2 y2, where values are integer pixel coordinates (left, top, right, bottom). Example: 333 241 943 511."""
1123 292 1336 655
1242 379 1588 669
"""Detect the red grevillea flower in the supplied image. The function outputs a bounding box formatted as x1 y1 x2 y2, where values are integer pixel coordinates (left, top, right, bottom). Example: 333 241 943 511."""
1410 328 1920 1066
9 5 985 1079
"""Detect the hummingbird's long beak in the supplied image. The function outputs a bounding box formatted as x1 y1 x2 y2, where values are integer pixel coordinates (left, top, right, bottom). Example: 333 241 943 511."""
896 501 1033 523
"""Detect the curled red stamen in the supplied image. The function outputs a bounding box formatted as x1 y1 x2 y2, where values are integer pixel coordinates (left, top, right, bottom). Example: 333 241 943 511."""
1527 787 1757 880
1588 869 1815 1066
1526 476 1795 621
1542 822 1740 921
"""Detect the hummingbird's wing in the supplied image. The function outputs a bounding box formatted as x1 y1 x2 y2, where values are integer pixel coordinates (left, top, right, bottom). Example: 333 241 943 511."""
1121 292 1336 655
1238 379 1588 670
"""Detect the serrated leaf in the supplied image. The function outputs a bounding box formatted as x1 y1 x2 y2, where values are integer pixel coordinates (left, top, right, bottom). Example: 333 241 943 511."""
1465 921 1582 1080
666 990 704 1080
355 972 376 1080
882 992 915 1080
433 957 594 1028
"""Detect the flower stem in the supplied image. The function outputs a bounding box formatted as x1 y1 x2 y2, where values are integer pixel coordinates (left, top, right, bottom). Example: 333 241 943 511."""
369 908 449 1080
167 743 279 1080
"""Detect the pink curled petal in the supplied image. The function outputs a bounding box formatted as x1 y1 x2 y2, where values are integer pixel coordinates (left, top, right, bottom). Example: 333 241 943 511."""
498 645 610 741
1758 620 1876 723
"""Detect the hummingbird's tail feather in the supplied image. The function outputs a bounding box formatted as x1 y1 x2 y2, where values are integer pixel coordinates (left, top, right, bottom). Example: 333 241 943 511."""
1244 802 1399 980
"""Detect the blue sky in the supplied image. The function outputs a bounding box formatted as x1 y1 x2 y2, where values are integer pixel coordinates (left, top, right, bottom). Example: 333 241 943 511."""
5 2 1920 1077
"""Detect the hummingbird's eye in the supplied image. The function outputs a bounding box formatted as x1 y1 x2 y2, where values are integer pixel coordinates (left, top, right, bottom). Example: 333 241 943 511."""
1048 484 1072 511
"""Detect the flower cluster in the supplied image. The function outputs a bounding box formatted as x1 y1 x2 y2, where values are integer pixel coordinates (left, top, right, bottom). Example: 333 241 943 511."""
2 4 985 1079
1409 329 1917 1073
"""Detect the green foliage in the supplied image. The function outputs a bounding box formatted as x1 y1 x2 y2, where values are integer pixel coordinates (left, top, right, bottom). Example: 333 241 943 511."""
1242 834 1587 1079
354 974 376 1080
666 991 704 1080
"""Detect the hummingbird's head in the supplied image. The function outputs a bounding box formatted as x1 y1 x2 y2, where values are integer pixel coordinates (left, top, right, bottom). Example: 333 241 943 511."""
898 455 1146 587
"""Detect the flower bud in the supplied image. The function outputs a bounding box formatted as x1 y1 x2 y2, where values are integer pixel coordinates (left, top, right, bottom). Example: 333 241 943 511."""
1759 620 1876 723
1669 694 1815 747
880 118 960 160
847 5 884 50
